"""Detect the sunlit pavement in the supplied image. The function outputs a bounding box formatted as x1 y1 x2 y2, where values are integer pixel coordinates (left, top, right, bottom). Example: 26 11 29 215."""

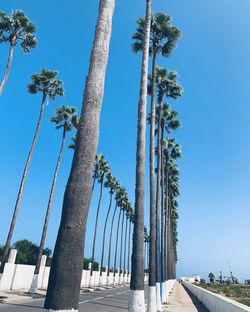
165 283 208 312
0 286 130 312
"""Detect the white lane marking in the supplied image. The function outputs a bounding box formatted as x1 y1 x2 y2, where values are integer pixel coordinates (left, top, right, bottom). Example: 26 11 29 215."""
79 296 103 304
79 288 129 304
92 297 103 301
79 299 91 304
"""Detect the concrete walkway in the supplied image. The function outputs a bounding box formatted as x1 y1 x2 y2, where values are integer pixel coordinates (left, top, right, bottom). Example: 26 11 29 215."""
164 283 208 312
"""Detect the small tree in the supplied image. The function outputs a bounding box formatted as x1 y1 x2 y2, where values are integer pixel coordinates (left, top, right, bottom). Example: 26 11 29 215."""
208 272 215 283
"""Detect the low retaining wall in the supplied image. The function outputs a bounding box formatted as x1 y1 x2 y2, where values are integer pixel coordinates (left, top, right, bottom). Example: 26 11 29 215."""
0 265 131 291
184 282 250 312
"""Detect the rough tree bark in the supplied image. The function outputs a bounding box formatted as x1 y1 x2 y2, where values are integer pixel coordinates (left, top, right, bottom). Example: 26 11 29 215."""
44 0 115 310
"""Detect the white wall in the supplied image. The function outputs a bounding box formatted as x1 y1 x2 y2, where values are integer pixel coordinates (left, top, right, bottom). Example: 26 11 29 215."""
0 264 131 291
184 282 250 312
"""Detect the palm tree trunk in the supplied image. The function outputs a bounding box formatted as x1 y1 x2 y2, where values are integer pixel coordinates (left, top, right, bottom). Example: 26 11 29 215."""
107 201 118 276
129 1 151 310
35 128 66 276
123 216 128 278
127 221 132 275
0 93 46 273
164 152 169 284
44 0 115 310
119 210 125 280
90 178 104 278
0 42 15 95
100 191 113 277
160 123 166 303
155 100 163 311
166 193 171 280
113 209 122 280
148 46 157 312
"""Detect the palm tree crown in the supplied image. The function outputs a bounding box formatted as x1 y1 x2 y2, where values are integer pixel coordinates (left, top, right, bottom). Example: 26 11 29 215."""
148 67 183 102
0 10 37 51
27 68 64 99
132 12 181 57
50 105 79 133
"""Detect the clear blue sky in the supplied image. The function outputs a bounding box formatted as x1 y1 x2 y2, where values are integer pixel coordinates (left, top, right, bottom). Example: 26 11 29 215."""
1 0 250 282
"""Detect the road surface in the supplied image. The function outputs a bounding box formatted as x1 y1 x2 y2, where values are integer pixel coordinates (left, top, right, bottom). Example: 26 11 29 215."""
0 286 130 312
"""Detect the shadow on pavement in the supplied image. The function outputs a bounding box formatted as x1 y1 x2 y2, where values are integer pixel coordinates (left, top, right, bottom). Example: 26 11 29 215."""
182 285 209 312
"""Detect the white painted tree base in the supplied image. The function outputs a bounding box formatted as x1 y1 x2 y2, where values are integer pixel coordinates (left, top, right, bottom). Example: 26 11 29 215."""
89 275 94 287
29 274 39 293
156 283 162 312
161 282 167 304
128 289 145 312
99 275 104 286
44 309 78 312
147 286 157 312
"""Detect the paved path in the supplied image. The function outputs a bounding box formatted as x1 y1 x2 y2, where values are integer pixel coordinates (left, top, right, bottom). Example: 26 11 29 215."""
0 286 130 312
165 283 208 312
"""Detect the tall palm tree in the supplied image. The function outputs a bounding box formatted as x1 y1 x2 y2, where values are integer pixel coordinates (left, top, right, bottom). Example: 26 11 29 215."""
129 1 151 311
107 182 121 278
29 105 78 293
0 10 37 95
90 156 110 285
158 104 180 302
99 173 118 284
165 155 180 281
44 0 115 309
119 204 126 283
113 187 126 284
0 68 64 273
123 213 128 281
127 208 134 278
123 203 132 280
150 67 182 308
133 15 181 311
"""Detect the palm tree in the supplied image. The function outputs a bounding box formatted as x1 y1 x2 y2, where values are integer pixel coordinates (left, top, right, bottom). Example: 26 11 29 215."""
99 173 118 284
165 155 180 280
133 15 181 310
89 156 110 285
129 1 151 310
149 67 182 308
68 145 105 194
44 0 115 309
119 204 126 283
107 182 121 279
29 105 78 293
0 10 37 94
158 104 180 302
113 187 126 284
127 209 134 278
123 203 132 281
0 68 64 273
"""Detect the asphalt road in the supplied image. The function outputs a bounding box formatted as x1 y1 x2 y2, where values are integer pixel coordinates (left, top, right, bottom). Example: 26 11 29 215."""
0 286 130 312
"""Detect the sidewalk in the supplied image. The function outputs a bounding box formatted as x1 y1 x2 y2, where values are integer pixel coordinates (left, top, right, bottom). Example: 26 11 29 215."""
0 290 45 304
164 283 208 312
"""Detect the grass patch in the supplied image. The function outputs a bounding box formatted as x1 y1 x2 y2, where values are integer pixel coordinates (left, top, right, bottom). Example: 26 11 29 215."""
196 283 250 307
